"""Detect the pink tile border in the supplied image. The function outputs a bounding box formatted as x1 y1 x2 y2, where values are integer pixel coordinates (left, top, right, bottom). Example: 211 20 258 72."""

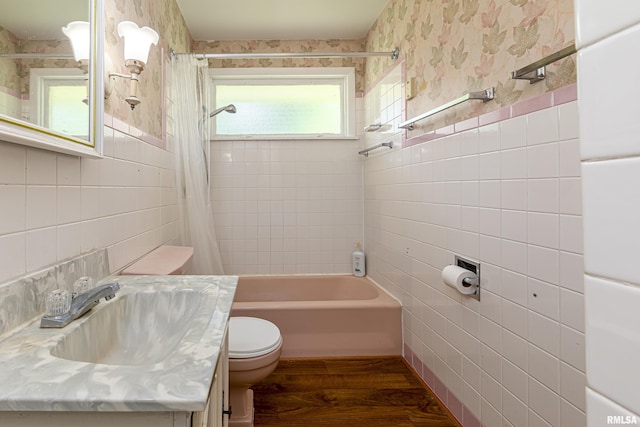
448 392 464 422
478 105 511 127
403 84 577 149
405 131 436 147
463 407 482 427
103 113 114 128
106 116 166 149
405 125 455 148
432 375 448 403
435 124 455 138
403 343 412 363
421 360 434 387
111 116 130 134
553 83 578 105
142 133 164 148
511 91 553 117
0 86 22 99
404 346 481 427
454 116 478 133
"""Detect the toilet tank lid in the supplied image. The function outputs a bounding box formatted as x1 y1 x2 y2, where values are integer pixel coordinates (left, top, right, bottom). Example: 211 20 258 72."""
121 245 193 275
229 316 282 358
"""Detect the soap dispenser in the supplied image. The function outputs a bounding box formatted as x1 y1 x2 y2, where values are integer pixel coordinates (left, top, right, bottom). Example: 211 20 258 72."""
352 242 366 277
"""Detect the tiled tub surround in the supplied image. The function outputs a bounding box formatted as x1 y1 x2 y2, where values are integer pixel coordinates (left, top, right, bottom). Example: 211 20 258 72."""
0 274 237 412
364 86 585 426
210 136 364 275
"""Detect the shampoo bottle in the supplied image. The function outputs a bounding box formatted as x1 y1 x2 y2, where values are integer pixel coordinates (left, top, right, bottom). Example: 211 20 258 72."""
352 242 366 277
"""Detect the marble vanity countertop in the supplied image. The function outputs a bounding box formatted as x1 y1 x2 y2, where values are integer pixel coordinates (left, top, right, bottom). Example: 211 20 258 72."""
0 275 238 412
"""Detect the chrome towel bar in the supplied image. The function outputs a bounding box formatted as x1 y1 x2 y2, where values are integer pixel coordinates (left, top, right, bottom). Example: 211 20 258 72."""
358 142 393 157
0 53 74 59
398 87 495 130
511 44 576 84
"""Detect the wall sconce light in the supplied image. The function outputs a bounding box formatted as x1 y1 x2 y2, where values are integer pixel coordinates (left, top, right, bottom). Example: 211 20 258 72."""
62 21 90 104
109 21 159 110
62 21 90 70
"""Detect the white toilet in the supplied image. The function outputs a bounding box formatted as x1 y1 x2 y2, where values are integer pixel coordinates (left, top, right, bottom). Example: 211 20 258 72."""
122 245 283 427
228 316 283 427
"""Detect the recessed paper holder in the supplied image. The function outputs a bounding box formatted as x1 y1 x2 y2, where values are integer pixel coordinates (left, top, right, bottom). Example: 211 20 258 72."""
455 255 480 301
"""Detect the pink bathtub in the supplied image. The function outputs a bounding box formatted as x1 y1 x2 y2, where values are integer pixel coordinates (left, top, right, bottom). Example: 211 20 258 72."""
231 275 402 358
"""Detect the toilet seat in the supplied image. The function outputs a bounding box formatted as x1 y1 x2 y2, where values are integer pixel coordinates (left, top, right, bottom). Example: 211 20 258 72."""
229 317 282 359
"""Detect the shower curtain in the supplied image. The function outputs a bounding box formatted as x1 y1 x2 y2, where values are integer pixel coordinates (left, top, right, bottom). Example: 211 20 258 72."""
170 55 224 274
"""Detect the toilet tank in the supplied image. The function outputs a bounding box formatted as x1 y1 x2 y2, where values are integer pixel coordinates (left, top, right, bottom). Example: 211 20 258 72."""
120 245 194 275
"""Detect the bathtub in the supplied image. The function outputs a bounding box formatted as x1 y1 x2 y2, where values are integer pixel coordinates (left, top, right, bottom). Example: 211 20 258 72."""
230 275 402 358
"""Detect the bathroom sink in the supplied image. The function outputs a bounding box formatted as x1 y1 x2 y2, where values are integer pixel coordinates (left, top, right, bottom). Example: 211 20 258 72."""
0 275 238 412
50 288 206 365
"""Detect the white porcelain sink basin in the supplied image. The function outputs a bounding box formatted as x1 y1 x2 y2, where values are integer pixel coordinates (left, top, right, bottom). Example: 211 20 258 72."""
50 288 205 365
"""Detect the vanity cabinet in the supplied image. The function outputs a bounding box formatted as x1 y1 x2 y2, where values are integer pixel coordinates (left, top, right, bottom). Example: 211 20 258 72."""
194 332 230 427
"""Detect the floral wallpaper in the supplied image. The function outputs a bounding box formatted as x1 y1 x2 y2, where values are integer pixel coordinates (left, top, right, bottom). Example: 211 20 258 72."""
366 0 576 131
0 26 20 95
192 39 368 94
5 1 575 138
0 26 76 120
0 29 76 96
105 0 192 140
17 39 77 97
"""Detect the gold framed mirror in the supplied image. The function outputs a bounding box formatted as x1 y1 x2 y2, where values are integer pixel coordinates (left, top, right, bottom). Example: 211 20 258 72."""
0 0 104 158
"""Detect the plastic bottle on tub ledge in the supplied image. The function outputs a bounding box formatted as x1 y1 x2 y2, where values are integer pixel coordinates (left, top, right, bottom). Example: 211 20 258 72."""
352 242 366 277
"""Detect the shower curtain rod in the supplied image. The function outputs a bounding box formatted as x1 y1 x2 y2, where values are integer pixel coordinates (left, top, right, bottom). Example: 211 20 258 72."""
171 47 399 61
0 53 74 59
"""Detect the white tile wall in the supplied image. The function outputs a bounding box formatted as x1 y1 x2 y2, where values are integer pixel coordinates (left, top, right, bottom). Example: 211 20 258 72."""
579 23 640 160
575 0 640 49
363 64 405 152
0 127 178 283
585 276 640 414
582 158 640 284
586 388 640 427
577 3 640 424
365 97 584 425
210 136 363 275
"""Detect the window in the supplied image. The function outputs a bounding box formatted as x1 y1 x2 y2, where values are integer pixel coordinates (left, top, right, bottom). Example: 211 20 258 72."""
210 67 356 139
30 68 89 139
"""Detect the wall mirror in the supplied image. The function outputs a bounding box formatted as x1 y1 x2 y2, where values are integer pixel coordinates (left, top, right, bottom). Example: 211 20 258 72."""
0 0 104 158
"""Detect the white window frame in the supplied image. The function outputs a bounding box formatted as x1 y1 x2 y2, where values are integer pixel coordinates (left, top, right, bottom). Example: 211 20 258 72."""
29 68 87 138
209 67 356 140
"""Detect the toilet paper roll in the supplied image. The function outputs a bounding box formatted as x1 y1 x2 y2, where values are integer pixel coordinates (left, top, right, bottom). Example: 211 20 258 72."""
442 265 477 295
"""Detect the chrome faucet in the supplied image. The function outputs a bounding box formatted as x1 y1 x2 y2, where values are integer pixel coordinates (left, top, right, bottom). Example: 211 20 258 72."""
40 282 120 328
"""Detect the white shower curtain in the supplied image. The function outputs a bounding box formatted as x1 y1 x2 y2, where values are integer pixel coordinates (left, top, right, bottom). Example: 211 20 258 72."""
170 55 224 274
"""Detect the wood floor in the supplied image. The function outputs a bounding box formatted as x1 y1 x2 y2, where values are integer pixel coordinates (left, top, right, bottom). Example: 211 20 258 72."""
252 357 460 427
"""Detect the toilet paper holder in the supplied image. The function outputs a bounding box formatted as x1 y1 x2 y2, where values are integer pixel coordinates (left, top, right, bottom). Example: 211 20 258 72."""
456 255 481 301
